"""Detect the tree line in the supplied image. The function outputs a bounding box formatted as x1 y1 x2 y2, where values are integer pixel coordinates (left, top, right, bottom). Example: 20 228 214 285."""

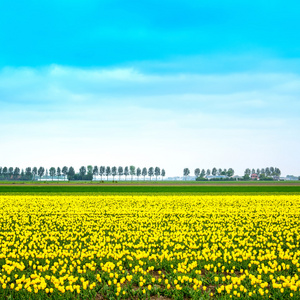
0 166 166 181
182 167 235 180
181 166 282 181
244 167 281 180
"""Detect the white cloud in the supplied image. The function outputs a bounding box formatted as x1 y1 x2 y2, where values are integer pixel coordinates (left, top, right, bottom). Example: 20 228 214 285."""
0 65 299 176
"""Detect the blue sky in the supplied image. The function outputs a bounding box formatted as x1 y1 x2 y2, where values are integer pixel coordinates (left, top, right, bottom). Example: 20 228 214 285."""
0 0 300 176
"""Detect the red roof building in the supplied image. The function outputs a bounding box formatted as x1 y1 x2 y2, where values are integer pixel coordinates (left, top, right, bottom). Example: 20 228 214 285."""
251 173 259 180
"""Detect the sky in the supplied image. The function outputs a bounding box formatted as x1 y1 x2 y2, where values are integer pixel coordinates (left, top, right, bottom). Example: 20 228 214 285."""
0 0 300 177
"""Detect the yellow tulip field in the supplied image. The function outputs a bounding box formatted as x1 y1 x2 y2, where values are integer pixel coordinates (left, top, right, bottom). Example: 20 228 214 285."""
0 194 300 299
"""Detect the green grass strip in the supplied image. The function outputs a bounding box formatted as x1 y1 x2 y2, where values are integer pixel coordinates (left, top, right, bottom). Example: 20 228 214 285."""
1 185 300 194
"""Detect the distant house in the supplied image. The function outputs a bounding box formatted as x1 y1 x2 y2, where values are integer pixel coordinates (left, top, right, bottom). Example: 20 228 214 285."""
251 173 259 180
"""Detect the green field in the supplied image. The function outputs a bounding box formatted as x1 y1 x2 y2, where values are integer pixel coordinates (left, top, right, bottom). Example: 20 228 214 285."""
1 185 300 194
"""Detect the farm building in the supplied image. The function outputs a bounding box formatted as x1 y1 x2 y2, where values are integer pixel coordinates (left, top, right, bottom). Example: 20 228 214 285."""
251 173 259 180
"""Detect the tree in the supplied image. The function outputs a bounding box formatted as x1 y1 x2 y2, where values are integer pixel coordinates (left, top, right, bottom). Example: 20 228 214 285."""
118 166 123 181
8 167 13 179
124 166 129 181
206 169 211 176
93 166 99 178
227 168 234 177
56 167 61 180
105 166 111 181
256 168 261 176
270 167 275 176
62 166 68 180
25 167 32 180
154 167 160 181
0 167 2 178
194 168 200 178
13 167 20 179
68 167 75 180
265 167 271 177
275 167 281 176
38 167 45 180
136 167 141 180
49 167 56 181
32 167 37 181
221 169 227 176
251 168 255 175
183 168 190 180
212 167 217 176
2 167 8 180
87 165 93 176
161 169 166 180
99 166 105 181
112 166 117 181
218 168 222 176
148 167 154 181
244 168 251 176
200 169 206 178
260 168 265 176
142 167 147 180
79 166 87 180
130 166 136 181
244 168 251 180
